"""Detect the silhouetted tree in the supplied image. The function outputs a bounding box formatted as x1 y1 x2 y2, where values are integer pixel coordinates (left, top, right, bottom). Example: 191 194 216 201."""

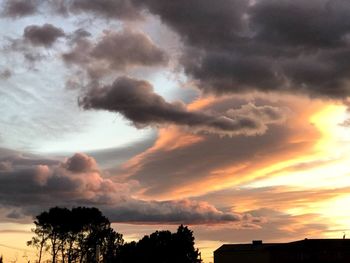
0 255 3 263
27 208 64 263
173 225 202 263
29 208 201 263
28 207 123 263
115 225 202 263
99 228 124 263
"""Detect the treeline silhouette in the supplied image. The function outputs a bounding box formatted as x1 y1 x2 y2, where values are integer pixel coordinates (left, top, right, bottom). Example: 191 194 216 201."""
25 207 202 263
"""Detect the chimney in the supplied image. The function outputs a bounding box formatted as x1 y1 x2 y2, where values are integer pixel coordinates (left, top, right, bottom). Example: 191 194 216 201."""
252 240 263 245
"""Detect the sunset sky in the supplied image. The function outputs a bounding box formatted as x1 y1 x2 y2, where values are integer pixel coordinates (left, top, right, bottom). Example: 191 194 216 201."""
1 0 350 262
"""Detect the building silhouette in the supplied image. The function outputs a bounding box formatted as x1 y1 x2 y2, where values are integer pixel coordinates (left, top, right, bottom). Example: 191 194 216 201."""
214 239 350 263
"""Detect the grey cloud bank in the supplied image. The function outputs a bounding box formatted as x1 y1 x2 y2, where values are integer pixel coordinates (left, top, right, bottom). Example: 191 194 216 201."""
41 0 350 99
136 0 350 99
7 0 350 99
0 151 244 225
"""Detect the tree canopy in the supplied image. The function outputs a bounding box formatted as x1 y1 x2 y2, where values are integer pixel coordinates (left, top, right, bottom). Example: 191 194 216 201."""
28 207 202 263
115 225 202 263
28 207 123 263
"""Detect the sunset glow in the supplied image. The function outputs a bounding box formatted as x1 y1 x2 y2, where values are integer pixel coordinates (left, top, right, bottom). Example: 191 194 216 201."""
2 0 350 262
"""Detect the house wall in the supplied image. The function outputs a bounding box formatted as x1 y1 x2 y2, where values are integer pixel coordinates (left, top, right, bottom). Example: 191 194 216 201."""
214 245 350 263
214 250 270 263
271 249 350 263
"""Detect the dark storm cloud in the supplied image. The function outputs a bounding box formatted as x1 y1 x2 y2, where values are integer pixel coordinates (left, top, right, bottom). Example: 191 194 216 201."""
62 29 168 78
132 0 350 99
2 0 37 17
8 0 350 98
46 0 142 20
250 0 350 48
31 0 350 99
134 0 249 48
80 76 285 136
0 152 242 224
69 0 142 20
23 24 65 47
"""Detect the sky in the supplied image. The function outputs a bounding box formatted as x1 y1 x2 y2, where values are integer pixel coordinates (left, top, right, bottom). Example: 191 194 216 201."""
1 0 350 262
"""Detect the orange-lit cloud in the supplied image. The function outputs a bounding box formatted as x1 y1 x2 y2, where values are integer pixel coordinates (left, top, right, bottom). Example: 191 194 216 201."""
120 93 328 200
196 185 350 215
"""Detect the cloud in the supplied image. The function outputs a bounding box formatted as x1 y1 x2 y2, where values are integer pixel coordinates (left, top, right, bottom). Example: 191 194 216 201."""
259 158 340 180
23 23 65 47
6 210 23 219
250 0 350 48
68 0 142 20
0 151 242 225
62 29 168 78
0 161 12 171
63 152 98 172
2 0 37 17
7 0 350 100
192 209 331 243
124 127 301 198
80 76 285 136
190 185 350 242
196 185 350 215
6 0 350 100
3 0 142 20
103 199 241 224
45 0 142 20
0 153 121 207
90 29 168 69
135 0 248 48
0 148 22 159
0 68 12 80
118 95 321 198
66 28 91 44
130 0 350 100
88 135 156 169
4 36 46 66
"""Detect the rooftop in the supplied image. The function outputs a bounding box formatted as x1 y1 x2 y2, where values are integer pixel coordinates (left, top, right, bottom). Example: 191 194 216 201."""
215 239 350 253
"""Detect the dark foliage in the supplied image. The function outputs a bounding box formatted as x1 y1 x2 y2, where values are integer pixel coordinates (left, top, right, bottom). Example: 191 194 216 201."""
28 207 202 263
28 207 123 263
115 225 202 263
